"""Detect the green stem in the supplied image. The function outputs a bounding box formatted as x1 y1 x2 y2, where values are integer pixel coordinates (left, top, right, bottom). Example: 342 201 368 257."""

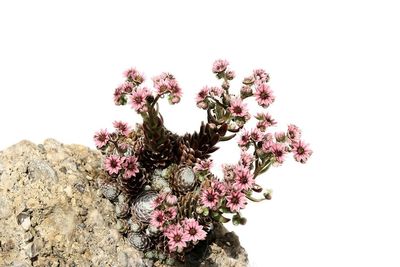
246 195 266 202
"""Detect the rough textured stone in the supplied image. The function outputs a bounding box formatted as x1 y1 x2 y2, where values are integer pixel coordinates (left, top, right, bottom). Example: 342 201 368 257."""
0 140 248 267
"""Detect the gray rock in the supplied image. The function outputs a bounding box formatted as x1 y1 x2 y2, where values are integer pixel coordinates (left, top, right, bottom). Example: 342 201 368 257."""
0 140 248 267
27 159 58 182
24 242 38 259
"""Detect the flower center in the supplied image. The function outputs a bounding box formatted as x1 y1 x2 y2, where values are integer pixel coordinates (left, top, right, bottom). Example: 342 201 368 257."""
207 194 215 202
189 228 197 235
233 106 242 114
134 95 143 104
260 91 269 99
110 160 118 168
231 196 239 204
174 235 182 242
240 176 248 184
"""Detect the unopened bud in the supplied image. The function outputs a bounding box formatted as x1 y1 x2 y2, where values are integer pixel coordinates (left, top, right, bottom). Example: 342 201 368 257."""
264 191 272 200
252 184 263 193
202 208 209 216
196 206 204 214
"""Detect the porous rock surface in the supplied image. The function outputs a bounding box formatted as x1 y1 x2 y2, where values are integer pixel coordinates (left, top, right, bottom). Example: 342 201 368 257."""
0 140 248 267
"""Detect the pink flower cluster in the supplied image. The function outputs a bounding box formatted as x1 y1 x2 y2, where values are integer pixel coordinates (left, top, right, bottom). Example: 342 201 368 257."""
238 123 313 165
150 192 178 229
124 68 145 84
151 192 207 252
152 72 183 104
229 97 250 120
114 68 145 106
198 162 253 213
195 86 224 109
104 154 140 178
94 121 134 149
114 68 184 114
193 159 213 173
164 218 207 252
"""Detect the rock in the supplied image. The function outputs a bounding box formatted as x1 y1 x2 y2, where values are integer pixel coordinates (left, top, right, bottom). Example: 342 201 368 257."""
0 140 248 267
24 242 38 259
20 215 31 231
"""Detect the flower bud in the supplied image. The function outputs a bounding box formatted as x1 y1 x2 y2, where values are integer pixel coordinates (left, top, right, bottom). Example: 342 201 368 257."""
243 75 255 85
264 191 272 200
252 184 263 193
196 206 204 214
202 208 209 216
232 214 241 226
226 70 236 80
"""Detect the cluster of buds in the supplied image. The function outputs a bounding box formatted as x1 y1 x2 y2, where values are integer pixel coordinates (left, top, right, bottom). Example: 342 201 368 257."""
94 59 312 265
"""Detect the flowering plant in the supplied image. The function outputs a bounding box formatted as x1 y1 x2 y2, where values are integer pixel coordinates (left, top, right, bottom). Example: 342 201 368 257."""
94 59 312 265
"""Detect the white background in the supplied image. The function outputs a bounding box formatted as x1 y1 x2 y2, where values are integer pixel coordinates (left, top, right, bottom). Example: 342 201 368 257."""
1 1 400 266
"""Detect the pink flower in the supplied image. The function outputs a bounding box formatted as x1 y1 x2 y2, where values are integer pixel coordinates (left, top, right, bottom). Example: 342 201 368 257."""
130 87 150 112
152 192 166 208
183 218 207 242
104 155 122 175
122 156 140 179
123 68 138 80
233 165 254 191
200 187 219 209
240 85 252 98
222 164 236 182
226 191 246 212
168 79 182 97
113 121 131 137
122 82 134 93
243 75 256 85
210 86 224 97
211 180 227 197
154 79 170 94
275 131 287 143
239 151 254 168
164 207 177 220
256 112 277 126
118 143 129 153
229 98 249 117
238 129 251 147
150 210 165 228
132 72 145 84
212 59 229 73
254 83 275 108
113 86 126 105
165 194 178 206
226 70 236 80
194 159 213 173
261 137 274 153
253 69 269 83
250 128 263 142
196 86 209 102
168 80 183 104
165 224 190 252
152 73 182 104
292 140 313 164
94 129 109 148
169 94 181 104
287 124 302 142
271 143 287 164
